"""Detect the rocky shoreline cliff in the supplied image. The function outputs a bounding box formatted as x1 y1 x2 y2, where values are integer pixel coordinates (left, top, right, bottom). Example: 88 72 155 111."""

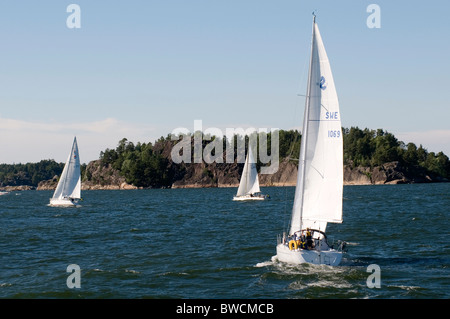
169 160 447 189
35 160 138 191
29 159 447 191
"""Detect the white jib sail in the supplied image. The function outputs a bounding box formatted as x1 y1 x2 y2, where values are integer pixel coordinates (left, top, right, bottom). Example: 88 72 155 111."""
52 137 81 200
236 145 260 196
290 19 343 235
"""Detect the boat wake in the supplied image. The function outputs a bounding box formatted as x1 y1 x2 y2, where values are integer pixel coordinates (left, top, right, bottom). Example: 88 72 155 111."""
256 255 350 273
255 260 274 268
255 255 361 295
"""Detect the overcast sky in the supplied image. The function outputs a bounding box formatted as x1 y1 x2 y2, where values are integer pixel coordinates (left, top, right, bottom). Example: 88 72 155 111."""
1 0 449 164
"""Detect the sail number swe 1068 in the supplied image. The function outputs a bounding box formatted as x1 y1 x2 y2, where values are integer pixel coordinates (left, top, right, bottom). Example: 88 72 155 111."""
327 130 341 138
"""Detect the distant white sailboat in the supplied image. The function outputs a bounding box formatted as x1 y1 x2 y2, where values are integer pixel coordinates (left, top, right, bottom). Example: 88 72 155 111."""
276 15 346 266
233 145 267 201
49 137 81 207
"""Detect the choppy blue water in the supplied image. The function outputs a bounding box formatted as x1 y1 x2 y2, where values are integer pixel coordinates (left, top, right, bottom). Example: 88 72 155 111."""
0 183 448 299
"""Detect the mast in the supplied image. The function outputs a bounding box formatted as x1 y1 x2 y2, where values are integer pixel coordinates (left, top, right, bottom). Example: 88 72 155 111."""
296 14 316 234
245 149 251 194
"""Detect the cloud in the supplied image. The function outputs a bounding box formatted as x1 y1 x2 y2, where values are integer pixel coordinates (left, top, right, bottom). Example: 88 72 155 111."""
0 117 159 164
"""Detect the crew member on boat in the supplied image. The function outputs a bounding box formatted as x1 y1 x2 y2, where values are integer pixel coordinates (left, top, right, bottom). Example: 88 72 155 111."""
298 234 306 250
306 228 314 250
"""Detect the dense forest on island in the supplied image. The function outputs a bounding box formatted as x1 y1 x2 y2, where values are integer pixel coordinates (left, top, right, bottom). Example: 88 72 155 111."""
0 160 66 187
342 127 450 178
1 127 449 188
95 127 450 188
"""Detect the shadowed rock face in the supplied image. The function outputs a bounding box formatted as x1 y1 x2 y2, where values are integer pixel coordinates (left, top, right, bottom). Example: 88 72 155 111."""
37 160 136 191
34 158 447 191
171 159 445 189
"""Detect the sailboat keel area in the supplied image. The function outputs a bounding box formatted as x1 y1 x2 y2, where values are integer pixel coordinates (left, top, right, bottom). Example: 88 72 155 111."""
276 243 342 266
49 197 79 207
233 194 267 201
276 229 345 266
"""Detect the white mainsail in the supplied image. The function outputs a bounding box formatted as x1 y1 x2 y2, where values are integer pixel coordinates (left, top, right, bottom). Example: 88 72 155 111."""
236 145 260 197
51 137 81 203
290 17 343 235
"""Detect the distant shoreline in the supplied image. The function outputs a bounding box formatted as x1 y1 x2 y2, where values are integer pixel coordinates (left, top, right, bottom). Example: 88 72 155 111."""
1 179 448 192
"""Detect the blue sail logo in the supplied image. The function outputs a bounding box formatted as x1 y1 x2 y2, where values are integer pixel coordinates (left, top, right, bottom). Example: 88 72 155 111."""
319 76 327 90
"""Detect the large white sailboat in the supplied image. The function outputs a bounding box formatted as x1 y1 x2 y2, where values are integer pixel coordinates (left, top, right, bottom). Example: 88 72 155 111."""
49 137 81 207
276 15 346 266
233 145 266 201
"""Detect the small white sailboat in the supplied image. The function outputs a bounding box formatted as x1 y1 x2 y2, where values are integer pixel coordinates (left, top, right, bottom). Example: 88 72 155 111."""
276 15 346 266
49 137 81 207
233 145 267 201
0 191 9 196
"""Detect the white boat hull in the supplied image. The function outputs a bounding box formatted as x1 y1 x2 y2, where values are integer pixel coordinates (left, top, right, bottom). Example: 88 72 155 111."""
49 198 78 207
276 243 342 266
233 194 265 201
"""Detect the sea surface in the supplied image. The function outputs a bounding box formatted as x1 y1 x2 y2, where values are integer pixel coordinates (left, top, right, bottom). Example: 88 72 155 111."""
0 183 448 299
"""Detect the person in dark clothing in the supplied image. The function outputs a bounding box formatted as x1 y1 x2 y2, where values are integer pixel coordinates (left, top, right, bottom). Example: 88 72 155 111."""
306 228 314 250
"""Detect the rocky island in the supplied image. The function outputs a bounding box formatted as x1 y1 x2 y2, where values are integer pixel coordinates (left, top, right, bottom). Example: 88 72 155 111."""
1 128 449 191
